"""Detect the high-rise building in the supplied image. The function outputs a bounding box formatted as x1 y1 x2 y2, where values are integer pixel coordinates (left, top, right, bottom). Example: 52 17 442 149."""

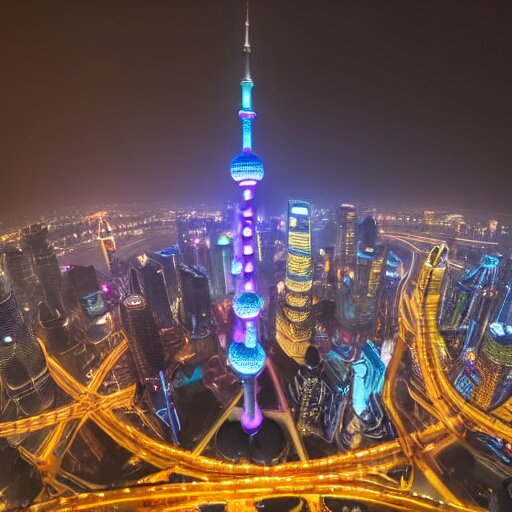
442 254 501 359
38 301 96 382
62 264 113 350
276 200 313 364
1 247 40 316
472 283 512 410
354 231 387 327
0 269 56 417
179 264 212 336
210 234 234 303
98 216 119 275
63 265 107 319
21 224 62 312
120 294 165 384
226 1 266 434
181 237 211 274
334 204 357 274
129 256 174 331
148 246 183 321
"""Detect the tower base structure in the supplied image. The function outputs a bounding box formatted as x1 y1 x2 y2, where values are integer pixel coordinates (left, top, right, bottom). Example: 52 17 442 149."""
216 417 287 465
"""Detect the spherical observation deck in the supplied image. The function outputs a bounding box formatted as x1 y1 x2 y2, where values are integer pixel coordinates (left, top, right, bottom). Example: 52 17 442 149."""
232 292 264 320
230 152 264 182
228 340 266 376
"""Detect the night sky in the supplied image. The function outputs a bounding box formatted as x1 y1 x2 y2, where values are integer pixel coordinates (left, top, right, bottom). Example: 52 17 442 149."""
1 0 510 219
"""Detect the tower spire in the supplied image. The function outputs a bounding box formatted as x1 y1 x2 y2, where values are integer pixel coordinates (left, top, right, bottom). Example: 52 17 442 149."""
243 0 251 80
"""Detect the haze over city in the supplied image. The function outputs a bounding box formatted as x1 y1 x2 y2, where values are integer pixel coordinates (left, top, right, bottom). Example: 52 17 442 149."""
1 0 510 219
1 2 512 511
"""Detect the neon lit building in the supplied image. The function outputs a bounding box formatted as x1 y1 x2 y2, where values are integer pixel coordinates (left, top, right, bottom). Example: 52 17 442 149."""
472 283 512 410
120 294 165 383
276 200 313 364
226 1 266 434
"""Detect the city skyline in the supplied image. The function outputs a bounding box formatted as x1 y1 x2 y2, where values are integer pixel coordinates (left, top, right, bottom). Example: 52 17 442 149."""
1 0 510 218
1 2 512 511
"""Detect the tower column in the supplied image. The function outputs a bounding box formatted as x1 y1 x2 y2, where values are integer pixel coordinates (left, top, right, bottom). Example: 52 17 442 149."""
227 0 266 435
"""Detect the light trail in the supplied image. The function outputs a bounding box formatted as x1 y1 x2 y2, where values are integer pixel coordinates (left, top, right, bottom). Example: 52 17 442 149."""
1 246 496 512
23 473 480 512
409 256 512 443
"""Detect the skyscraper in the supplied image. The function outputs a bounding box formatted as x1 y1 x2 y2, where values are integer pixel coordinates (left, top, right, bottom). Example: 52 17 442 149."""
226 1 266 434
21 224 62 313
1 247 40 316
276 200 313 364
129 256 174 331
148 246 183 321
120 294 165 384
210 234 234 303
472 283 512 410
179 264 213 336
38 301 96 382
334 204 357 274
0 268 56 417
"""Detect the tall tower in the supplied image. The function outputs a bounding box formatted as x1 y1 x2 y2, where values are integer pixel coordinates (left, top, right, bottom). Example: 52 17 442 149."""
276 200 313 363
335 204 357 274
0 265 56 417
472 283 512 410
227 0 266 434
21 223 63 313
120 295 165 384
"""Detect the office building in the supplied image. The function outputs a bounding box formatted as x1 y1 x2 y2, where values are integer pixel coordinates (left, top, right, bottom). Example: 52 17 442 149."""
120 294 165 383
0 270 56 417
276 200 313 364
334 204 357 273
21 224 62 312
179 264 213 336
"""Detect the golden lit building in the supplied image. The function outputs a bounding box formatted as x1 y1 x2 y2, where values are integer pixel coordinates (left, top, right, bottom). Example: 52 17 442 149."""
276 200 313 363
472 284 512 410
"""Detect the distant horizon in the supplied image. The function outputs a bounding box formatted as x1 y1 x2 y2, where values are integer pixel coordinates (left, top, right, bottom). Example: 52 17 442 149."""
2 0 510 219
2 197 511 234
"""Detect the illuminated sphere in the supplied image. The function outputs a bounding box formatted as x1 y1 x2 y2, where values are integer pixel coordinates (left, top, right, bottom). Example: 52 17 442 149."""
230 152 264 182
232 292 264 319
228 341 266 376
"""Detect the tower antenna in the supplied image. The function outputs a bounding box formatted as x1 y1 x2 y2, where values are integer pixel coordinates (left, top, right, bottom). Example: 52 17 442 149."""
244 0 251 80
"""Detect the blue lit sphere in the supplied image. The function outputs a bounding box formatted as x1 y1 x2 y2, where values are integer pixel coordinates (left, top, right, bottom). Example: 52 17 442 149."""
230 152 264 182
228 341 266 376
232 292 264 319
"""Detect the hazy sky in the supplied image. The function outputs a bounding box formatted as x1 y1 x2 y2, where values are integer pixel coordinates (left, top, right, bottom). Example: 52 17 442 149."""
1 0 510 219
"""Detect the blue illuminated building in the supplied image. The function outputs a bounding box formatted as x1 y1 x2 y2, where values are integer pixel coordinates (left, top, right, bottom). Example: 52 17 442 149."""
226 1 266 434
384 251 401 289
351 341 385 417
